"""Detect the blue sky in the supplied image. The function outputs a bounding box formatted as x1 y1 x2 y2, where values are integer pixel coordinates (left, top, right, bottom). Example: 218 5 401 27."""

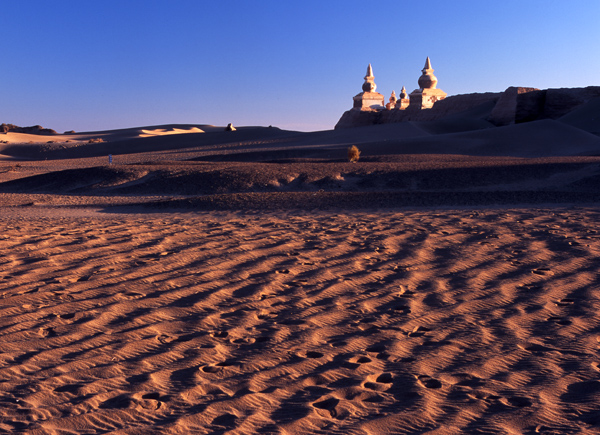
1 0 598 132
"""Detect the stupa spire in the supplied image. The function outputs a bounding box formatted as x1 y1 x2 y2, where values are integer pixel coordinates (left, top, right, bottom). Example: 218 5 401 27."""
424 56 432 70
362 63 377 93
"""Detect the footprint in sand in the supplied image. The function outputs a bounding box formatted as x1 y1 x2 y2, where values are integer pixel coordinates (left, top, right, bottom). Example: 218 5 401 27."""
555 298 575 306
75 274 93 282
99 394 133 409
230 337 256 344
375 373 393 383
391 303 411 314
517 283 544 292
288 279 308 286
363 373 394 391
297 351 324 359
54 384 84 394
532 268 554 276
450 373 485 388
211 413 238 428
136 392 168 411
328 339 347 348
407 325 431 337
398 286 415 298
499 396 532 408
118 291 145 300
345 355 372 369
417 375 442 389
546 316 572 325
259 294 275 300
215 360 236 367
352 356 372 364
312 397 340 418
57 293 75 302
38 327 56 337
364 343 391 360
256 311 276 320
155 334 177 344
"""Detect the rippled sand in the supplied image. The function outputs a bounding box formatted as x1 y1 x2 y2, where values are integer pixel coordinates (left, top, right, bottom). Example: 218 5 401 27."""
1 208 599 434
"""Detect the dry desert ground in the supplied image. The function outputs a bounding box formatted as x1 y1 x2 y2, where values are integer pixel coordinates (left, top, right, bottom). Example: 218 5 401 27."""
1 119 600 434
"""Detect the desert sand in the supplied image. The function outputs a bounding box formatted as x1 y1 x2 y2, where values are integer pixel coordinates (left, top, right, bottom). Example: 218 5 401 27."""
1 118 600 434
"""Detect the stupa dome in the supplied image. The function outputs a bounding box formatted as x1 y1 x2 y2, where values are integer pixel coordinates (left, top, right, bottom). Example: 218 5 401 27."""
400 86 408 99
417 57 438 90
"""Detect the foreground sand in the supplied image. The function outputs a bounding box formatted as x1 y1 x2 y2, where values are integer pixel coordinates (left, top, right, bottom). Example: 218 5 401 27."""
1 207 599 434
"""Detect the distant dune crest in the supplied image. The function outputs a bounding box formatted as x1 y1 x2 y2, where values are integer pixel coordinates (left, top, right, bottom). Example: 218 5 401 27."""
139 127 204 137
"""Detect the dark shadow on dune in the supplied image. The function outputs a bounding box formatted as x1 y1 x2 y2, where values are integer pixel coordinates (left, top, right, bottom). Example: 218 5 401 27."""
99 190 600 213
2 159 600 197
99 394 133 409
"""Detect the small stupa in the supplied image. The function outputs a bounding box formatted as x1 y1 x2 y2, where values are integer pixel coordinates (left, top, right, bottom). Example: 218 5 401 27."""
409 57 447 109
386 90 397 110
395 86 410 109
353 64 385 110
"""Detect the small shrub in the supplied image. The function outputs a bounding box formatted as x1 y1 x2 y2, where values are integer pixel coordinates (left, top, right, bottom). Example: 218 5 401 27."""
348 145 360 163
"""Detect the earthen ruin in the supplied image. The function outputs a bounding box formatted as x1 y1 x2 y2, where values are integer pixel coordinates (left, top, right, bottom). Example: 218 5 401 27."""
335 58 600 130
348 58 447 114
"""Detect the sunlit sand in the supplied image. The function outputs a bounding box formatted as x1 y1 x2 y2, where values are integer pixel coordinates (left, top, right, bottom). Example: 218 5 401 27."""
1 117 600 433
139 127 204 137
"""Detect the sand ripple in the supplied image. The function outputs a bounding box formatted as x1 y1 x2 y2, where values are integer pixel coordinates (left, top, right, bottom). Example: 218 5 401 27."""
0 209 599 433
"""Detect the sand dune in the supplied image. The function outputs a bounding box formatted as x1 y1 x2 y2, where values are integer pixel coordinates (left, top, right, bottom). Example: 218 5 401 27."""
3 115 600 163
139 127 205 138
1 112 600 433
558 97 600 135
3 156 600 203
0 124 219 145
409 116 495 135
360 119 600 158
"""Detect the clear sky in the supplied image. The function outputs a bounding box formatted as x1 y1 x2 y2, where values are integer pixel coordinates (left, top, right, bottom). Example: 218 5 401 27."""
1 0 599 133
